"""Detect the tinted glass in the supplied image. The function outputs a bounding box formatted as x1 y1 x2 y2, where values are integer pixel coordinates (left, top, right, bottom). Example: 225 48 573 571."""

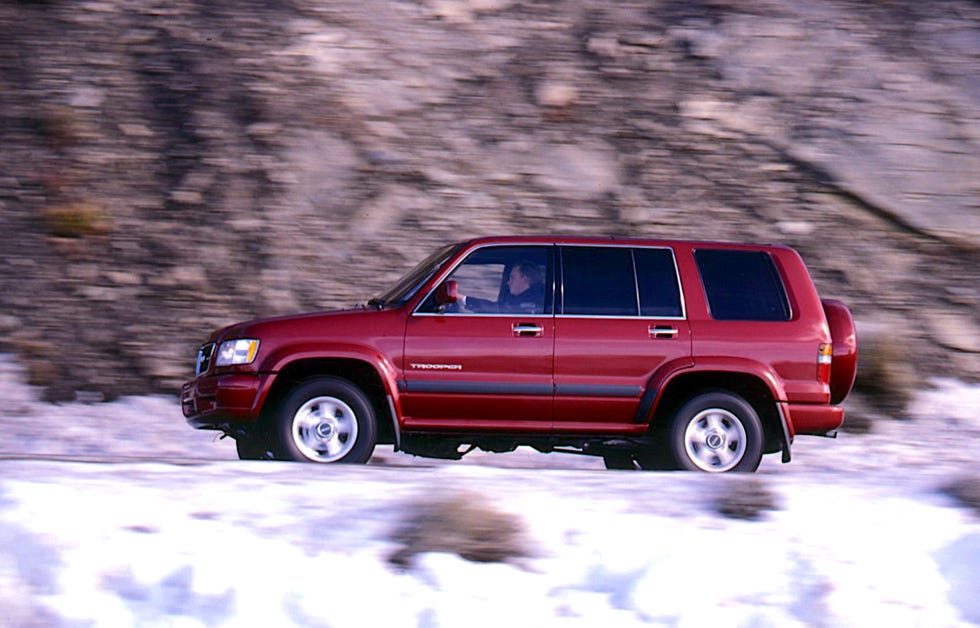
695 249 790 321
561 247 638 316
635 248 683 317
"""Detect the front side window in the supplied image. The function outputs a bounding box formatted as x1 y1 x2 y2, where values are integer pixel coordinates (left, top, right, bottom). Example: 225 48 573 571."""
375 243 460 307
560 247 638 316
419 246 552 315
695 249 791 321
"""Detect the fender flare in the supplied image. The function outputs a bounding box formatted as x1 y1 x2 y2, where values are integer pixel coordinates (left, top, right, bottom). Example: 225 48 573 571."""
638 357 793 461
255 343 404 447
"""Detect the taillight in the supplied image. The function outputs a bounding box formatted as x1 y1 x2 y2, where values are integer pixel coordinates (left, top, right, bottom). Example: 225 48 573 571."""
817 343 833 383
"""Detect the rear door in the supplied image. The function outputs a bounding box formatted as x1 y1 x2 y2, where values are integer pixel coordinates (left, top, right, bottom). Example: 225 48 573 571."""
553 245 692 431
401 245 555 431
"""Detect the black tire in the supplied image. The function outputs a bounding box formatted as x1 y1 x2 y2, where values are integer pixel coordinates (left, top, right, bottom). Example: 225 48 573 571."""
235 435 273 460
668 391 763 473
274 377 377 464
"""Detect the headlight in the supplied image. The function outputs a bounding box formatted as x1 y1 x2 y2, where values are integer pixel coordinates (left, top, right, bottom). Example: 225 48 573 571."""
215 339 260 367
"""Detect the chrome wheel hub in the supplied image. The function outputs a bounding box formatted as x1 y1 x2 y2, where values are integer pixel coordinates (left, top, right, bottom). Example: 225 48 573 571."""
705 431 725 450
292 396 358 462
684 408 747 472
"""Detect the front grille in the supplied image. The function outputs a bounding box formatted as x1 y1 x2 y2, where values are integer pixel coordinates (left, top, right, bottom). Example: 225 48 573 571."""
195 342 215 376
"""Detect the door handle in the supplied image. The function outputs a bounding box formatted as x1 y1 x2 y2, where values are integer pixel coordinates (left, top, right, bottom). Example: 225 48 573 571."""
513 323 544 337
649 326 679 339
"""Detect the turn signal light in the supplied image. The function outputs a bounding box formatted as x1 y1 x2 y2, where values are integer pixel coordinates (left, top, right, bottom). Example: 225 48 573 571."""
818 343 833 383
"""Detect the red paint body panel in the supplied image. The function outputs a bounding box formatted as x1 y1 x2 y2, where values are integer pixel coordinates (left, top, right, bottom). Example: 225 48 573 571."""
181 235 855 466
679 243 832 405
403 418 553 432
182 309 406 426
401 313 554 426
786 403 845 435
181 373 268 427
553 316 692 426
822 299 859 404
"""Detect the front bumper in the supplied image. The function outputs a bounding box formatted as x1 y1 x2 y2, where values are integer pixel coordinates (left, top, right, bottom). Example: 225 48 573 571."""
181 373 269 429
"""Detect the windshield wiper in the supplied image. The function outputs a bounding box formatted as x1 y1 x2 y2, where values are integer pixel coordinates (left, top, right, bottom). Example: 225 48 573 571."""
366 298 386 310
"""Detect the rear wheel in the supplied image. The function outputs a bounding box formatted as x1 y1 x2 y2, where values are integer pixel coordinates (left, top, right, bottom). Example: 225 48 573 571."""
668 392 763 472
274 377 377 463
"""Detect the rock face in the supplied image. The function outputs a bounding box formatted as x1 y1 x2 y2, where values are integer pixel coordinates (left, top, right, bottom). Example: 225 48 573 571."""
0 0 977 398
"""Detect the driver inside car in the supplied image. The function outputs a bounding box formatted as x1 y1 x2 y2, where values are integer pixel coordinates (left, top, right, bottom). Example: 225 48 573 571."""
459 260 545 314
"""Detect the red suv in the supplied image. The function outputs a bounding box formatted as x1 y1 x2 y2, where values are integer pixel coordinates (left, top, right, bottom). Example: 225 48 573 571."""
182 236 857 472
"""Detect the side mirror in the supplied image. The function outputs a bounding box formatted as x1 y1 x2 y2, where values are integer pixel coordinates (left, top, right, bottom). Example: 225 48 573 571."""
435 279 458 306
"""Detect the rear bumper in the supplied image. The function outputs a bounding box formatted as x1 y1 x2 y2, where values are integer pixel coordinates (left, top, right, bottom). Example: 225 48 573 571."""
785 403 845 437
181 374 268 429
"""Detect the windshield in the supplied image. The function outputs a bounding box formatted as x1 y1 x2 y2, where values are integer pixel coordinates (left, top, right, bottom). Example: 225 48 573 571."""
373 243 461 307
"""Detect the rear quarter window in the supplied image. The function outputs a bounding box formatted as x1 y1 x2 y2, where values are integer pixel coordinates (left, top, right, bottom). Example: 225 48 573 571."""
695 249 791 321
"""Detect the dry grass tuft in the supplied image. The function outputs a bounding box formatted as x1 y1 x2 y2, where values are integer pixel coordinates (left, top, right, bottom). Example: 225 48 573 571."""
8 334 60 388
388 493 528 569
942 476 980 517
853 332 916 416
715 478 780 521
42 202 111 239
839 410 875 434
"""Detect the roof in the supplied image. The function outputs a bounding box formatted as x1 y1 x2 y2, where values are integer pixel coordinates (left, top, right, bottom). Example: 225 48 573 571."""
456 235 790 251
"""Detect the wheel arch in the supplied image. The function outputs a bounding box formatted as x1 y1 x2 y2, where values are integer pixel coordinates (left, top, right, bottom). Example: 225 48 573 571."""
649 370 787 456
259 357 397 446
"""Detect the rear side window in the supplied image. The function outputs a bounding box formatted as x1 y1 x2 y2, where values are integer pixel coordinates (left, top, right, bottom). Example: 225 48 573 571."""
695 249 791 321
561 247 637 316
634 248 683 318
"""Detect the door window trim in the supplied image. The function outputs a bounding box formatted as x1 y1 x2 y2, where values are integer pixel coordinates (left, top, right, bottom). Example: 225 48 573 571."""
412 243 556 317
556 244 687 320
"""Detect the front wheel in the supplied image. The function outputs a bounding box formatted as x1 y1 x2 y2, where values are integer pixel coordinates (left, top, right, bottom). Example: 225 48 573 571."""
669 392 763 473
274 377 377 463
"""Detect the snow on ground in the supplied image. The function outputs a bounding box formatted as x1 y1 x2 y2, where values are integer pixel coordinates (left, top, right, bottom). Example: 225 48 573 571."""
0 354 978 626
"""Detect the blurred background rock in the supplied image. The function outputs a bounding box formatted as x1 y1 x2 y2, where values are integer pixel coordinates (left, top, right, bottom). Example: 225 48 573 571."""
0 0 977 406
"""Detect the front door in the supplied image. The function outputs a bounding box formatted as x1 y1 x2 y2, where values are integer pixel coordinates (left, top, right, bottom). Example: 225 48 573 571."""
401 245 555 431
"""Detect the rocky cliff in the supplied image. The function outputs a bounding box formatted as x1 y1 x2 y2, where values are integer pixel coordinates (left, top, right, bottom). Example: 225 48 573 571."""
1 0 977 400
